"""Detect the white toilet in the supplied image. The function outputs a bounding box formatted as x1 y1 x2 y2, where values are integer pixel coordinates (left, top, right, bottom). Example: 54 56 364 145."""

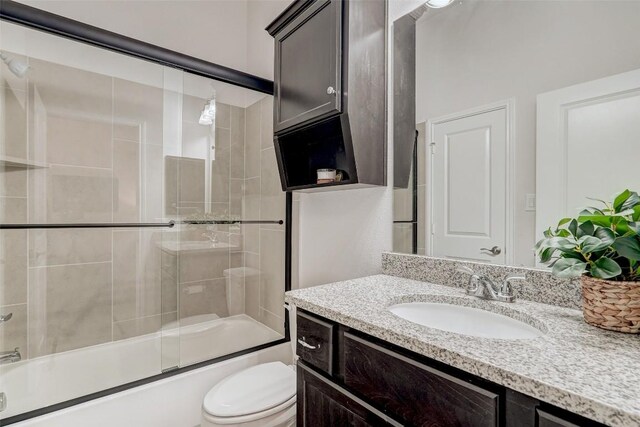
200 305 298 427
201 361 296 427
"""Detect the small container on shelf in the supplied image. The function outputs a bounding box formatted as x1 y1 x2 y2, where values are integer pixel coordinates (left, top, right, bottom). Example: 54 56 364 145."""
317 168 337 184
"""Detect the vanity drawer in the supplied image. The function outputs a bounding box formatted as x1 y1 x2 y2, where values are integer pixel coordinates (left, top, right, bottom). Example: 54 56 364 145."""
342 331 500 427
296 311 335 375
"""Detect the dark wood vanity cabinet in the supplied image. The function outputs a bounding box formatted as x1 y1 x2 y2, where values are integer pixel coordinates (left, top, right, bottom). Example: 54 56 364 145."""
296 310 608 427
272 0 342 133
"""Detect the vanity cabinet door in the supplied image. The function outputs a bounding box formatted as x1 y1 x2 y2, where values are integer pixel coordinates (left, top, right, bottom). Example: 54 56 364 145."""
343 332 500 427
297 362 399 427
273 0 342 133
297 311 335 375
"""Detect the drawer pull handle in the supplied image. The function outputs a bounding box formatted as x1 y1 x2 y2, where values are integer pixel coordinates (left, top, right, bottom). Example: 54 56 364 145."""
297 338 320 350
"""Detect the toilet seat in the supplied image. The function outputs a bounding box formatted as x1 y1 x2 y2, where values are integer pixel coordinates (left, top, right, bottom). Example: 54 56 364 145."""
202 362 296 424
202 395 296 425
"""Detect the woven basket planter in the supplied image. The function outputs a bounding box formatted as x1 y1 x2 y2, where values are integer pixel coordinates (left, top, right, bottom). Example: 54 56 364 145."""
581 276 640 333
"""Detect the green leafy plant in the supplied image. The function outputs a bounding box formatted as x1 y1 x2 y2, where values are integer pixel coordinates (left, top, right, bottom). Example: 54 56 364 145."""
536 189 640 280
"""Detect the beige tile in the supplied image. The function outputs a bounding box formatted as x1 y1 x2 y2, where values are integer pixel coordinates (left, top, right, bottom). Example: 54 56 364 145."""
245 101 261 178
244 177 260 219
0 229 27 306
161 270 178 314
179 278 228 319
211 149 230 204
28 262 112 357
215 127 230 152
164 155 179 216
0 303 28 358
28 58 112 119
0 196 26 222
113 314 162 341
259 308 285 336
216 103 231 129
244 252 260 320
230 106 245 180
1 86 28 159
161 250 177 276
113 139 140 222
260 147 285 225
113 230 161 322
260 96 274 149
46 114 112 168
114 78 162 145
113 124 140 142
178 156 206 204
30 165 113 223
0 168 27 198
230 179 243 217
143 144 164 221
230 251 244 269
178 251 229 283
244 224 260 255
259 229 285 316
29 229 111 267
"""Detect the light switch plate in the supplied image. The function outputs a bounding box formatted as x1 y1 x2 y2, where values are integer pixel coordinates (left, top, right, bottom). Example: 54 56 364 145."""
525 194 536 211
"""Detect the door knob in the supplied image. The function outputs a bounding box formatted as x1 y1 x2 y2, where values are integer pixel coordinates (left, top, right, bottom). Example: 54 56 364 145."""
326 86 336 95
480 246 502 256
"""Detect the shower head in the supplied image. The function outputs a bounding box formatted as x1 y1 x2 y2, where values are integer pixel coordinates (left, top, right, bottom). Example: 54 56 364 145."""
0 52 30 78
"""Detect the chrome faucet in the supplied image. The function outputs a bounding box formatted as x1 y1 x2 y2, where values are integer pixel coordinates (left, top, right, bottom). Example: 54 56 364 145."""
0 348 21 364
456 266 524 303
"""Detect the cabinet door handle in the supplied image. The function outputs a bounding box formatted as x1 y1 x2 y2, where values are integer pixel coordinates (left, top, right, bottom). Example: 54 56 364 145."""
298 337 320 350
326 86 336 95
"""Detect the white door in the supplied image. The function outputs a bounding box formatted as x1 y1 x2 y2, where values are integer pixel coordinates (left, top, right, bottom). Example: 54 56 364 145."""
536 68 640 249
429 108 508 263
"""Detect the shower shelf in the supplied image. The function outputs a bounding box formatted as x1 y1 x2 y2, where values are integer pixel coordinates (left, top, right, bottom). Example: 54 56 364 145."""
0 156 49 170
0 220 284 230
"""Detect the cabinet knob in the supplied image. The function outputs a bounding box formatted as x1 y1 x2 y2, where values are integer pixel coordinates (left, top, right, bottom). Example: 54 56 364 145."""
326 86 336 95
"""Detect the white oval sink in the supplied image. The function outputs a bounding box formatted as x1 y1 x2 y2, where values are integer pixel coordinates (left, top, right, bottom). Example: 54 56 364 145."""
388 302 544 340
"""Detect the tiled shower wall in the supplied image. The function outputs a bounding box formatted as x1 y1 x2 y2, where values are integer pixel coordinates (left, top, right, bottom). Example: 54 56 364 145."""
242 96 286 335
1 57 169 359
0 56 286 362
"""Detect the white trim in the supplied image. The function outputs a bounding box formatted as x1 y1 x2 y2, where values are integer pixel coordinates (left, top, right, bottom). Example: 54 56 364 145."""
426 99 515 265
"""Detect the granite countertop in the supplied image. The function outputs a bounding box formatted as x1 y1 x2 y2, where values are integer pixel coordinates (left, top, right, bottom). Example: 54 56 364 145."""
285 275 640 427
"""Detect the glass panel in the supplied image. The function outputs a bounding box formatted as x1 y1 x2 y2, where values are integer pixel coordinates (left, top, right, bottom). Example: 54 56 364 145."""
170 74 285 368
0 15 287 421
0 20 180 418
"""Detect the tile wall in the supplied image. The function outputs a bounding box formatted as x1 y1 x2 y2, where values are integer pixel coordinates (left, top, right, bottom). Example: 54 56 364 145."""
0 56 286 363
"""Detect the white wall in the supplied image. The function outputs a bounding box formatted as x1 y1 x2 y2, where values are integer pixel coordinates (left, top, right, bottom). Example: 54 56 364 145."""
19 0 250 72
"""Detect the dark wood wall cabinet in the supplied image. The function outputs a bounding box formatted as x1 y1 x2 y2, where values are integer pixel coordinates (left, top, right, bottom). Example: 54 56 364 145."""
267 0 386 191
296 310 608 427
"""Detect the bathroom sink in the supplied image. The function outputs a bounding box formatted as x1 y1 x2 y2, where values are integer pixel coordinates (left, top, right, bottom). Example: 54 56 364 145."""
388 302 544 339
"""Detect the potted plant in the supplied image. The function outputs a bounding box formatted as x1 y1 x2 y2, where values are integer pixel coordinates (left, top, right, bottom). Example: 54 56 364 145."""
536 189 640 333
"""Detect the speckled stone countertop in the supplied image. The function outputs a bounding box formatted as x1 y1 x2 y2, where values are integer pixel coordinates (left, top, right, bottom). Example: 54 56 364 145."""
286 275 640 427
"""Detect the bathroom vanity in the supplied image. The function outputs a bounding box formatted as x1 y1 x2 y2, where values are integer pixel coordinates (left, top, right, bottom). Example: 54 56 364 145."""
287 267 640 427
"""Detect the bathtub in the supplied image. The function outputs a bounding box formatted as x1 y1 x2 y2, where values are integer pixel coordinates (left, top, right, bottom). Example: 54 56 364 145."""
0 314 284 421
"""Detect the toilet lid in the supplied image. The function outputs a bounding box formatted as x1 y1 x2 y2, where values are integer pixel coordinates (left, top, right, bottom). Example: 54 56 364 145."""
203 362 296 418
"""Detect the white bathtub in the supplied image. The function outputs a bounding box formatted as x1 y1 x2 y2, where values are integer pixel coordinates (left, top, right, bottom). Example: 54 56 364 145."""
0 314 284 421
